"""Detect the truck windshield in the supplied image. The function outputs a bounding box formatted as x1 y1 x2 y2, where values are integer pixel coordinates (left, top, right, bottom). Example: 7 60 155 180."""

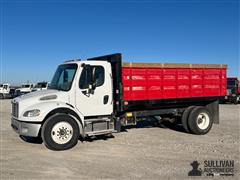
49 64 77 91
227 80 236 88
0 84 3 87
35 83 47 88
22 85 30 88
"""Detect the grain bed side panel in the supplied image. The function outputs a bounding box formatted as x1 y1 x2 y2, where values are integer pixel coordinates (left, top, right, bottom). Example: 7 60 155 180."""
122 66 227 101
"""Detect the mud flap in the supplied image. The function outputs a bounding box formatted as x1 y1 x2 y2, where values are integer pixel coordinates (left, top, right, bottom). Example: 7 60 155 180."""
206 100 219 124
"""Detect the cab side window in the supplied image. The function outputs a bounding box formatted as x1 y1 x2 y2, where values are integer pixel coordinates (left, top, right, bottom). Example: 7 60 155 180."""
95 66 104 87
79 66 104 89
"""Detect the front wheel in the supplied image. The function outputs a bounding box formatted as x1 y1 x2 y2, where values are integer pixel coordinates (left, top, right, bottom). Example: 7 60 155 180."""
188 107 213 135
41 114 80 151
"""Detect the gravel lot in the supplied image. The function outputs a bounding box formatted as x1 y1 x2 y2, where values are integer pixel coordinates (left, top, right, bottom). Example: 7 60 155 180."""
0 99 239 179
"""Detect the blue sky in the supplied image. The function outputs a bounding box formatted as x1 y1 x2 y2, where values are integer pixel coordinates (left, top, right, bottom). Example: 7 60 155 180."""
0 0 239 85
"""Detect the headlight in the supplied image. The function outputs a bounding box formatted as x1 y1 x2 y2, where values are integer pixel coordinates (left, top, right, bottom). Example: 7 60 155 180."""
23 109 40 117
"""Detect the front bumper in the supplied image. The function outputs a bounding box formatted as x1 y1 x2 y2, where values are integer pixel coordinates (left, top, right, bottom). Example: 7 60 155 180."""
11 118 41 137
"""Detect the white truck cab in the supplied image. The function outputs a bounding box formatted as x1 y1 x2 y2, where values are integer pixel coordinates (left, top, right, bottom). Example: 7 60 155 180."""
11 60 114 150
32 82 49 92
0 83 10 99
14 83 35 97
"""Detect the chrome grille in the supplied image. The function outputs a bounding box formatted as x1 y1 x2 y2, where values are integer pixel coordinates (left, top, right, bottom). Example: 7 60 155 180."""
12 102 19 118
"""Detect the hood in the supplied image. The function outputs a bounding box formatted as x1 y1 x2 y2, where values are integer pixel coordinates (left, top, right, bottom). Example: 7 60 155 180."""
16 87 32 92
14 89 67 101
12 89 69 120
32 87 47 91
32 88 41 91
13 89 70 113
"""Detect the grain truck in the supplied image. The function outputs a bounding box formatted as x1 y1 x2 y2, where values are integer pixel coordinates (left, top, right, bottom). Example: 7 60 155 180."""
11 54 227 150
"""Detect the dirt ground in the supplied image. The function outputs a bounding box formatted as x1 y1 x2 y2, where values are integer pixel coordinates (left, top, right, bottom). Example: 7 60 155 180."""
0 99 239 179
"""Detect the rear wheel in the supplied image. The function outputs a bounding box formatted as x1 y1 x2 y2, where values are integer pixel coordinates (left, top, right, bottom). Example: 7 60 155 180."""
181 106 195 133
41 114 79 151
188 106 213 135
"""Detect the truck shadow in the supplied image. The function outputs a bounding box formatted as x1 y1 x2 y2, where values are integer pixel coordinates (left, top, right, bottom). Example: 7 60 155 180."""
82 134 115 142
19 134 115 144
84 121 188 143
19 135 43 144
83 120 188 143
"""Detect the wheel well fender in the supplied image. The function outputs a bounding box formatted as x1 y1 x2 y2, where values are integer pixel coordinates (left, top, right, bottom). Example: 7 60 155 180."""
41 108 83 136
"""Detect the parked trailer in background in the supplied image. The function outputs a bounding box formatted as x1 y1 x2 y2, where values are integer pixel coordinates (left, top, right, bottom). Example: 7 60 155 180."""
239 80 240 98
11 53 227 150
224 77 239 104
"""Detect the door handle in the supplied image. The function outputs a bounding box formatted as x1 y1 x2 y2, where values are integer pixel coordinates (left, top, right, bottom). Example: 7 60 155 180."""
103 95 109 104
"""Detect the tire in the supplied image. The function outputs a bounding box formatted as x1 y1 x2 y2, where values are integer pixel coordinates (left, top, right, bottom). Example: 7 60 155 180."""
41 114 80 151
0 94 3 99
188 106 213 135
181 106 195 133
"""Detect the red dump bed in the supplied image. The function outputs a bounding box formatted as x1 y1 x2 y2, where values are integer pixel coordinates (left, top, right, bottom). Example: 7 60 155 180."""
122 63 227 101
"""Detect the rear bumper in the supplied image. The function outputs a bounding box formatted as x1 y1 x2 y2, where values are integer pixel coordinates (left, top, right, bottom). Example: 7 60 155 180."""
11 118 41 137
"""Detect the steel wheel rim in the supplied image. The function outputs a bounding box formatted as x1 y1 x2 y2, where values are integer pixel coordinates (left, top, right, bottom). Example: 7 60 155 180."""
51 121 73 144
197 112 210 130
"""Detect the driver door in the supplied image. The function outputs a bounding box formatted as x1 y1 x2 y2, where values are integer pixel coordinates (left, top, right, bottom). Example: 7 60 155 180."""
75 61 113 117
